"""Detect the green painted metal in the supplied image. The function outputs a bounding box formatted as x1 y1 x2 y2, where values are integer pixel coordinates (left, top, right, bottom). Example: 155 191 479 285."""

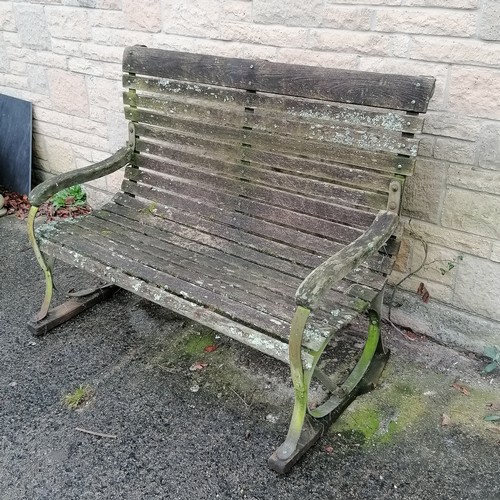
309 309 381 419
276 306 310 460
27 206 54 321
275 306 385 465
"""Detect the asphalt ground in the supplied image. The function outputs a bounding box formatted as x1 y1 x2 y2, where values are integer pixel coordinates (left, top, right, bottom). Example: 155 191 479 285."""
1 214 499 499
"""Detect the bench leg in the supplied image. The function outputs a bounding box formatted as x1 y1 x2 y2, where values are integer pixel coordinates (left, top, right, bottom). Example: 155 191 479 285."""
27 206 54 322
268 293 389 474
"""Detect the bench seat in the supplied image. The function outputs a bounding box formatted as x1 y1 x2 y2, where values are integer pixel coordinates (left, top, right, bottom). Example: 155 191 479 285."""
27 46 435 472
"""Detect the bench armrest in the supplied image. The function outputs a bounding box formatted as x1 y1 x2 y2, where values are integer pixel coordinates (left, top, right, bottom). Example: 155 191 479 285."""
296 211 399 311
29 146 132 206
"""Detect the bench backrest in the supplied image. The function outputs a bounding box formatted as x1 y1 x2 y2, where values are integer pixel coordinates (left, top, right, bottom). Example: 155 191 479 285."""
121 47 435 248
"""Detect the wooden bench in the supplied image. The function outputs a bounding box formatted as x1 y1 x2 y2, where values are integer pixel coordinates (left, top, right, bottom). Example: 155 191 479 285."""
27 46 435 473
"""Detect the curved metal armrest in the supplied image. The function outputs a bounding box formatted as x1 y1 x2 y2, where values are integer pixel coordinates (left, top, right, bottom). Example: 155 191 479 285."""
28 146 132 206
296 211 399 311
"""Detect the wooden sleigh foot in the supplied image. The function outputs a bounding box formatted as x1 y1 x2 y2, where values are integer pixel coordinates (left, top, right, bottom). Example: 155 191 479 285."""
27 284 118 337
269 309 389 474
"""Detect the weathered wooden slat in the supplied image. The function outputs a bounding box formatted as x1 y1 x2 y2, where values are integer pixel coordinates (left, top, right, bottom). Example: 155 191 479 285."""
123 76 425 133
124 96 419 156
134 122 415 176
136 137 393 195
122 171 366 250
127 107 418 160
123 47 435 112
40 227 292 339
107 195 318 280
111 190 392 278
37 239 304 364
128 154 387 214
107 195 388 291
76 216 371 325
58 221 299 323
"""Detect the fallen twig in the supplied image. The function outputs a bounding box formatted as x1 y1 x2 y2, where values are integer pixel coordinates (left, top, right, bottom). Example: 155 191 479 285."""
75 427 117 439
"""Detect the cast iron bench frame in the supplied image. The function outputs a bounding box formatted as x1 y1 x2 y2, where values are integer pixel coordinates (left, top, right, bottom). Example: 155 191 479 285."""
27 46 435 473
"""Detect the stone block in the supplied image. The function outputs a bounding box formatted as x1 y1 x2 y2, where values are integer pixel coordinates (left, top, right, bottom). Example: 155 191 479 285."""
89 9 125 28
0 34 9 72
106 111 128 151
388 271 453 303
492 243 500 263
0 3 15 31
327 0 399 4
46 6 90 41
375 8 475 36
417 135 434 157
82 43 124 63
253 0 323 27
479 0 500 40
478 123 500 171
322 6 372 30
434 138 476 164
448 165 500 196
162 0 222 37
400 218 491 258
410 37 500 68
449 67 500 120
27 65 49 95
423 113 480 141
310 30 405 56
223 1 252 22
402 158 446 224
43 137 76 174
13 4 51 50
454 257 500 322
411 242 461 287
123 0 161 32
106 168 126 192
91 27 153 47
221 23 309 48
275 48 359 70
404 0 479 8
86 76 122 112
47 69 88 117
393 237 412 273
442 188 500 239
51 38 84 57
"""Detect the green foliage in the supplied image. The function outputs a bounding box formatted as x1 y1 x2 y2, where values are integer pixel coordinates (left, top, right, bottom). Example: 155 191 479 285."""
439 255 464 276
51 185 87 211
482 346 500 375
64 385 92 409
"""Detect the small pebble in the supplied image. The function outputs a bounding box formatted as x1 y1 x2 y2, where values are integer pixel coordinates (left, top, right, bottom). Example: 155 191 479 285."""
9 382 17 387
189 384 200 393
265 414 278 423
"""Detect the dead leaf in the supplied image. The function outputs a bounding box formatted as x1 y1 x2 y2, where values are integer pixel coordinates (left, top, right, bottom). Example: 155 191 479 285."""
486 426 500 434
323 445 334 454
417 282 430 303
451 383 470 396
441 414 452 426
189 361 208 371
486 403 500 411
204 345 217 353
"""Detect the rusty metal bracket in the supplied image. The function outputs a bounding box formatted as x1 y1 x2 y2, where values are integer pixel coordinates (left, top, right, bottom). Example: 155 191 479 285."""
387 179 402 213
127 121 136 150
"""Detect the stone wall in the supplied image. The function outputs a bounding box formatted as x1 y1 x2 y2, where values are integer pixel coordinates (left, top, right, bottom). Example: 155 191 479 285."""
1 0 499 350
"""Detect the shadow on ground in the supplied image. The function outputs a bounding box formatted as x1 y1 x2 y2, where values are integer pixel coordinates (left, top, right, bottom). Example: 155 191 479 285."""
1 215 499 499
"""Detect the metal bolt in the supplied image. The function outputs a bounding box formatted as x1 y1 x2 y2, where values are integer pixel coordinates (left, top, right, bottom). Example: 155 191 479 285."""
411 99 416 104
391 184 399 192
250 64 254 69
416 82 421 87
397 164 402 169
389 202 396 210
407 121 411 126
248 81 252 85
